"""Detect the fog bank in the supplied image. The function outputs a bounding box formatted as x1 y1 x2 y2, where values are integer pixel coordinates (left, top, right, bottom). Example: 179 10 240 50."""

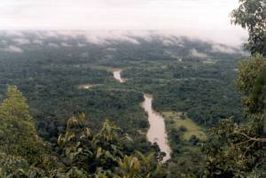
0 0 248 46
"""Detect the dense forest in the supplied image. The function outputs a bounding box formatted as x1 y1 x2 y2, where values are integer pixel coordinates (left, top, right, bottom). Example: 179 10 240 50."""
0 0 265 177
0 32 244 136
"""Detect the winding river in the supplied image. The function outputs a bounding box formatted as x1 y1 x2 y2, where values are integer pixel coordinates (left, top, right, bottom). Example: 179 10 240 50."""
141 94 171 162
112 69 171 162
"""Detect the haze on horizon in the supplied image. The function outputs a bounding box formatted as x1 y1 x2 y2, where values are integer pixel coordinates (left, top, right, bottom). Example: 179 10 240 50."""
0 0 248 46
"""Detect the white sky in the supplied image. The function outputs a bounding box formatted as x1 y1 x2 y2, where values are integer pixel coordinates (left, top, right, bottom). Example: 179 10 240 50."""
0 0 248 45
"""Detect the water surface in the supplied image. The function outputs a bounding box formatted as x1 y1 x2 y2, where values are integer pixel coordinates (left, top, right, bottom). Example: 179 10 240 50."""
113 69 125 83
141 94 171 162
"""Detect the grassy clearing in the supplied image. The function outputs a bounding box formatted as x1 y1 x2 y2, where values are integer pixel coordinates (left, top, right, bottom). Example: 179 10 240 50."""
162 111 206 141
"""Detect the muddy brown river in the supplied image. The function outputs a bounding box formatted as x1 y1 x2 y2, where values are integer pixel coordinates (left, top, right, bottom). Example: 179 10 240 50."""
113 69 171 162
141 94 171 162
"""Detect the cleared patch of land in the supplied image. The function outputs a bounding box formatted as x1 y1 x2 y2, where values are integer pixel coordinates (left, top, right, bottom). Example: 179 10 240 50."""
162 111 206 141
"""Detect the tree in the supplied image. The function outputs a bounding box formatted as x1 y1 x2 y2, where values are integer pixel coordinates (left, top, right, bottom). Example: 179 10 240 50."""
0 151 44 177
0 85 46 164
236 54 266 114
231 0 266 56
203 118 264 178
58 113 95 174
58 114 165 177
114 152 165 178
202 1 266 177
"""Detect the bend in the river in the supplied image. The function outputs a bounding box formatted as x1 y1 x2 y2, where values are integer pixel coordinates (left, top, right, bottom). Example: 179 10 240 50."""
112 69 171 162
141 94 171 162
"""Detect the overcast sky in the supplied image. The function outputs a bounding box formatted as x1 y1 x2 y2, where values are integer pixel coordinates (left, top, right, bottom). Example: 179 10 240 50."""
0 0 247 45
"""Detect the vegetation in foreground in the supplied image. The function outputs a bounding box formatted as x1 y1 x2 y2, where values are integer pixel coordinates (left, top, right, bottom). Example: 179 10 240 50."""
0 86 165 177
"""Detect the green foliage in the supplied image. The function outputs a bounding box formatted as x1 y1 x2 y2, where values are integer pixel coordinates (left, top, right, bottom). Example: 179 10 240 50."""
202 3 266 177
59 114 122 174
125 59 244 127
58 113 165 177
203 118 264 178
0 85 164 177
114 152 165 178
201 54 265 177
236 54 266 113
0 151 50 178
231 0 266 56
0 85 31 119
0 85 46 164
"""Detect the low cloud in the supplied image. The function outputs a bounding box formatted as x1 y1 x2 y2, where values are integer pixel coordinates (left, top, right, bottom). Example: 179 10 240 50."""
61 42 72 47
0 45 23 53
0 0 247 46
13 38 31 45
32 39 43 45
190 49 208 58
211 44 237 54
48 43 59 48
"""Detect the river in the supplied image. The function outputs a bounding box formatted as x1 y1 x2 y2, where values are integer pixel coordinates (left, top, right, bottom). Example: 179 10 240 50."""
113 69 125 83
112 69 171 162
141 94 171 162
